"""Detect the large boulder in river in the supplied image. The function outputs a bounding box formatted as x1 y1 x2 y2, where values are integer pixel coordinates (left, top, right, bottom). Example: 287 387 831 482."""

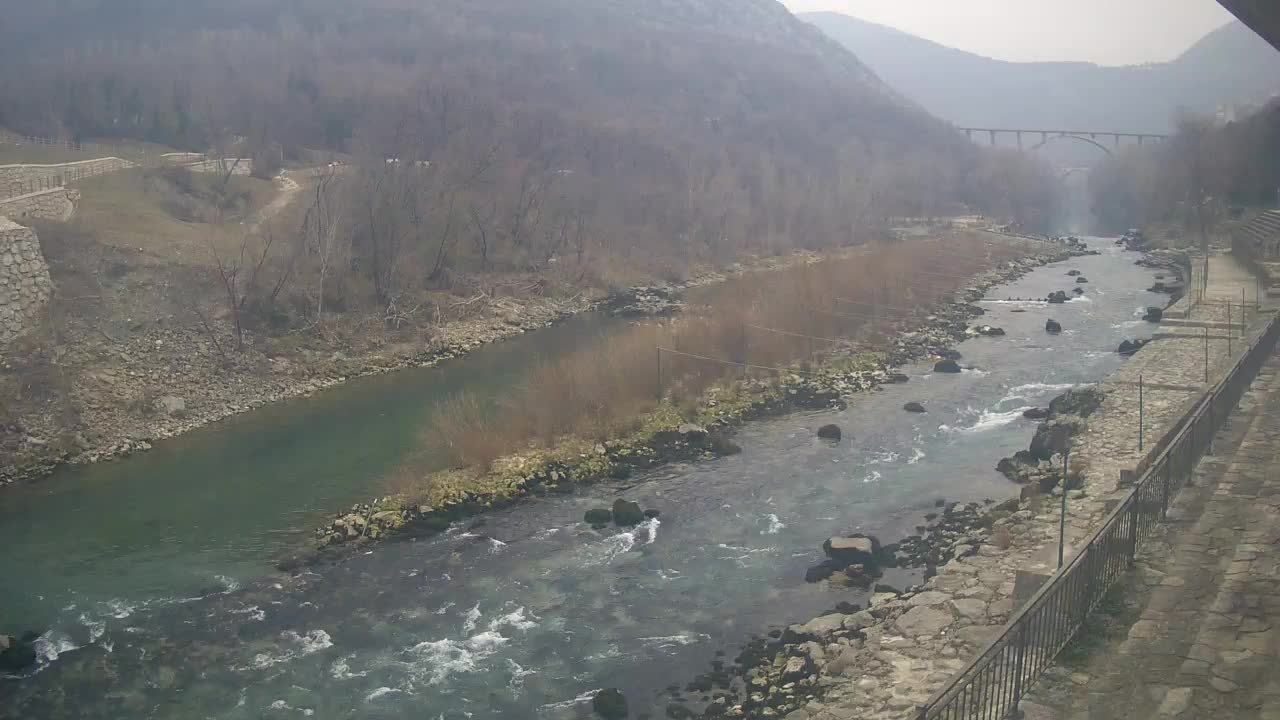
975 325 1006 337
822 534 882 570
1046 291 1069 304
1023 407 1051 420
592 688 628 719
937 349 963 361
934 359 962 374
817 424 842 441
611 499 645 526
1047 387 1104 418
1118 339 1149 356
584 508 613 526
1076 276 1089 284
1143 306 1163 323
903 402 927 414
1045 319 1062 334
0 633 38 673
1029 419 1080 461
1066 270 1082 277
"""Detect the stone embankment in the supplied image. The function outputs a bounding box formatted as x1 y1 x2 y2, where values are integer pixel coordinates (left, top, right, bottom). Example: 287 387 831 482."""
690 255 1273 720
0 218 52 345
0 157 134 197
309 238 1083 557
0 186 78 222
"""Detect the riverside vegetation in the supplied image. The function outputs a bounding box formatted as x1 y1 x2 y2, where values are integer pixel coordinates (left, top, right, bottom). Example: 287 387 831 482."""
311 232 1087 556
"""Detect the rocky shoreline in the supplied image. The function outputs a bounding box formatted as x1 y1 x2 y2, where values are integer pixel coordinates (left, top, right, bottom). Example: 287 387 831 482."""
305 237 1086 565
649 243 1192 720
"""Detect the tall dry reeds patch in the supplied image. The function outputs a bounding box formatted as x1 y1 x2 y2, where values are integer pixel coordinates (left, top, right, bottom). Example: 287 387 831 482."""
419 233 1034 472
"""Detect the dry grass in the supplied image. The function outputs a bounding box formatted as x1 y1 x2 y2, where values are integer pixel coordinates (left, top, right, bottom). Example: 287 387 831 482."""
421 232 1035 471
69 169 275 262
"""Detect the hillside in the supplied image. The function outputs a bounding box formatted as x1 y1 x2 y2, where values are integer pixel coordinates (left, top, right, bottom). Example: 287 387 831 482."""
0 0 1040 258
803 13 1280 133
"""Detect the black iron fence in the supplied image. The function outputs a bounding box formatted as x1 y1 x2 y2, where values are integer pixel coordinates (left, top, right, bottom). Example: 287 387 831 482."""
916 309 1280 720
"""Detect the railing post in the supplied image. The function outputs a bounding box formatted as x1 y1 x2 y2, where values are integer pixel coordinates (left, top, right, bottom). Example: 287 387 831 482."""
1127 500 1140 565
1011 624 1028 716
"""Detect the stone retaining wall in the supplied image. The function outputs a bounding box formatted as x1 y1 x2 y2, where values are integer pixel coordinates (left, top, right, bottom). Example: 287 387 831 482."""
0 217 52 345
0 157 134 197
0 187 78 222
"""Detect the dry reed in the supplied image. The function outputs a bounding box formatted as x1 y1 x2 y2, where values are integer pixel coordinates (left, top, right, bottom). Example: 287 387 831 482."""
421 232 1033 471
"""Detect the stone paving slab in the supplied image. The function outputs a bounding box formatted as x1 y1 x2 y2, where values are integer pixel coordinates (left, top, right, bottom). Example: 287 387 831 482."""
1026 349 1280 720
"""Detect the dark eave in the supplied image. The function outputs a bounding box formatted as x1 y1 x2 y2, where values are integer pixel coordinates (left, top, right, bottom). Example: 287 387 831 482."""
1218 0 1280 52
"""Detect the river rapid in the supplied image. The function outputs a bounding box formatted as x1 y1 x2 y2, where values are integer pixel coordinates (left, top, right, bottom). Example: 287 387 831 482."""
3 238 1165 719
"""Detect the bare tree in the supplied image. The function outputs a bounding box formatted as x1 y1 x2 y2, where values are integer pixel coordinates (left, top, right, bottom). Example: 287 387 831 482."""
300 164 348 327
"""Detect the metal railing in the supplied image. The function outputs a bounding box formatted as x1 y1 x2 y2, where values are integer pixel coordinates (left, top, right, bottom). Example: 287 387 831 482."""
916 309 1280 720
0 159 135 202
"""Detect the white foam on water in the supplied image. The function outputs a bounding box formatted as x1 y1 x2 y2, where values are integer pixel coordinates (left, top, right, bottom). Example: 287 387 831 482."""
79 614 106 643
637 633 711 651
862 470 883 484
461 603 482 633
867 449 900 465
487 607 538 633
233 605 266 622
250 629 333 670
407 630 511 685
1000 383 1076 404
487 537 508 554
640 517 660 545
508 659 536 690
33 632 80 666
364 687 403 702
435 602 455 615
908 447 926 465
763 513 785 534
214 575 241 593
330 655 369 680
268 700 314 716
960 407 1034 433
102 598 137 619
540 689 601 712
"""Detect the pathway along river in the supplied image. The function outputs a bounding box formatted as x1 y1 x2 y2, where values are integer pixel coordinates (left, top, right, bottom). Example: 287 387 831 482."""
4 238 1165 718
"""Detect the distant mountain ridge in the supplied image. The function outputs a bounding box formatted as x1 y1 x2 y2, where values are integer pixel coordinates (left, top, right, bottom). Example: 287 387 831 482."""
802 13 1280 133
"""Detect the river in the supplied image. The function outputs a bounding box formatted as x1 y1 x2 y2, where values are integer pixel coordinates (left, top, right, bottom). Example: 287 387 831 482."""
3 238 1165 719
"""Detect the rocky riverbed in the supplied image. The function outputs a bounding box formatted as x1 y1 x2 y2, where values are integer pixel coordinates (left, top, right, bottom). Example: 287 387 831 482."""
650 244 1195 720
310 239 1082 559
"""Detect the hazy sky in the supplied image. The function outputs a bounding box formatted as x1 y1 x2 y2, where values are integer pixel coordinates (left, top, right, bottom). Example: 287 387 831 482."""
781 0 1237 65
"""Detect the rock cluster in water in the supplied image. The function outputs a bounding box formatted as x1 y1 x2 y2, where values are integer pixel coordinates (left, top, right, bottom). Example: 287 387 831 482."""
607 285 683 317
995 387 1104 489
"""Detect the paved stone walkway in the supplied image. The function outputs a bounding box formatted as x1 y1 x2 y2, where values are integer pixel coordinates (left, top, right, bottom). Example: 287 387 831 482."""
1027 347 1280 719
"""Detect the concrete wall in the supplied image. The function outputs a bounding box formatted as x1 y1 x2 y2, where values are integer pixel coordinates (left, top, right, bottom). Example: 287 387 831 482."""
0 217 52 345
0 187 78 222
0 157 134 198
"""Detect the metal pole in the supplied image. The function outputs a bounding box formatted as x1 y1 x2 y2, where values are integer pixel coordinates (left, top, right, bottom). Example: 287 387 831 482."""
1139 375 1144 453
656 347 663 401
1058 449 1069 569
1228 303 1233 357
1204 327 1210 384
